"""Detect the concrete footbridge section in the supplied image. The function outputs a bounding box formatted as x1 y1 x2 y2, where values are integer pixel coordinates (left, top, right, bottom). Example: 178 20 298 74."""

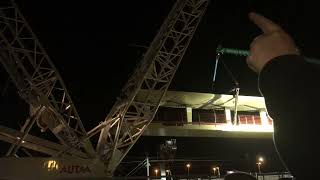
136 90 274 139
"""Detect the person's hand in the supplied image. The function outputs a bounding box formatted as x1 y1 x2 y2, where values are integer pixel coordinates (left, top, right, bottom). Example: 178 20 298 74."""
247 12 299 73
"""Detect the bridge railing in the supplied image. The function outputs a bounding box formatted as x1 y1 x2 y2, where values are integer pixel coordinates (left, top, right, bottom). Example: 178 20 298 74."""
153 108 273 127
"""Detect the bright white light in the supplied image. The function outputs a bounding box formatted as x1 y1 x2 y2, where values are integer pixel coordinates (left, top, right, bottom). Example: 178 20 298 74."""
219 124 273 132
65 104 71 110
16 137 25 143
259 157 264 162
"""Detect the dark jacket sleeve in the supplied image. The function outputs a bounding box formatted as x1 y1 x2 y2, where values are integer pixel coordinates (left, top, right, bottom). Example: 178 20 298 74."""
258 55 320 179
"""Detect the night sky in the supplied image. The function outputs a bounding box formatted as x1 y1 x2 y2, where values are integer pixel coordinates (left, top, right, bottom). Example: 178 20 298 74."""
1 0 320 176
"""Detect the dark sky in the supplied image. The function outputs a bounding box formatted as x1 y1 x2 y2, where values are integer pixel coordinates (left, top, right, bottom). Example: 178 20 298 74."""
1 0 320 176
8 0 320 124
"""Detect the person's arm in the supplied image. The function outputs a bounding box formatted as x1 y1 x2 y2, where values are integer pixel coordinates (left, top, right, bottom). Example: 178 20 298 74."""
259 54 320 117
247 12 320 179
258 54 320 179
259 54 320 130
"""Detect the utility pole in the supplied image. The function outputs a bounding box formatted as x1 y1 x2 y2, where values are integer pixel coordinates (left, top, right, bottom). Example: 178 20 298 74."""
233 87 240 125
146 156 150 180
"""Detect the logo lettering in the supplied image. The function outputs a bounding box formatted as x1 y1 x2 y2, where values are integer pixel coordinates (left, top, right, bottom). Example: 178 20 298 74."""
59 165 91 174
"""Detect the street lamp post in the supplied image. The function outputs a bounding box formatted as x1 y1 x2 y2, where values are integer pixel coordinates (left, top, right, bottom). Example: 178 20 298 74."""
154 169 159 178
186 163 191 179
165 169 171 178
257 156 264 174
216 167 220 177
257 162 262 173
212 166 220 177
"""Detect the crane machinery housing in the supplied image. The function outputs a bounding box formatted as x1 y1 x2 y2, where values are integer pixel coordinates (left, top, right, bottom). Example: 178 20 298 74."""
0 0 209 179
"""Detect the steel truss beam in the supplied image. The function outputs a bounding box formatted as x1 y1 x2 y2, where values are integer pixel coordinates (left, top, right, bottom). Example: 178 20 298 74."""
6 106 45 156
95 0 209 174
0 1 95 157
0 125 87 158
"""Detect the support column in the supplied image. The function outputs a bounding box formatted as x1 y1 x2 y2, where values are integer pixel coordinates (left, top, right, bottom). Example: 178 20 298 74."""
233 88 240 125
186 107 192 124
225 108 232 125
260 110 268 126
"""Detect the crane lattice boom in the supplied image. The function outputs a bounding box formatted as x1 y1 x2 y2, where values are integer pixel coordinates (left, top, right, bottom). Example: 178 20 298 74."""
0 1 95 157
0 0 209 176
94 0 209 174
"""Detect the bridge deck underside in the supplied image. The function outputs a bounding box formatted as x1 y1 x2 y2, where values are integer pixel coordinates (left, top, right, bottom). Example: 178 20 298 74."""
144 123 273 139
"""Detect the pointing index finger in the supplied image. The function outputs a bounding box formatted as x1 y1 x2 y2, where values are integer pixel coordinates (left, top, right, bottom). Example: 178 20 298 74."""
249 12 282 34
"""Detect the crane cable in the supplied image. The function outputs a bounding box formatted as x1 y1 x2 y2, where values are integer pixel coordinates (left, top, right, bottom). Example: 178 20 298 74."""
212 45 242 125
212 45 240 92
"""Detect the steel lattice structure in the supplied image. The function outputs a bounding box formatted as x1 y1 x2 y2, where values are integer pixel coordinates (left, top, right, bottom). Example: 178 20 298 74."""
92 0 209 174
0 0 209 176
0 1 95 158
